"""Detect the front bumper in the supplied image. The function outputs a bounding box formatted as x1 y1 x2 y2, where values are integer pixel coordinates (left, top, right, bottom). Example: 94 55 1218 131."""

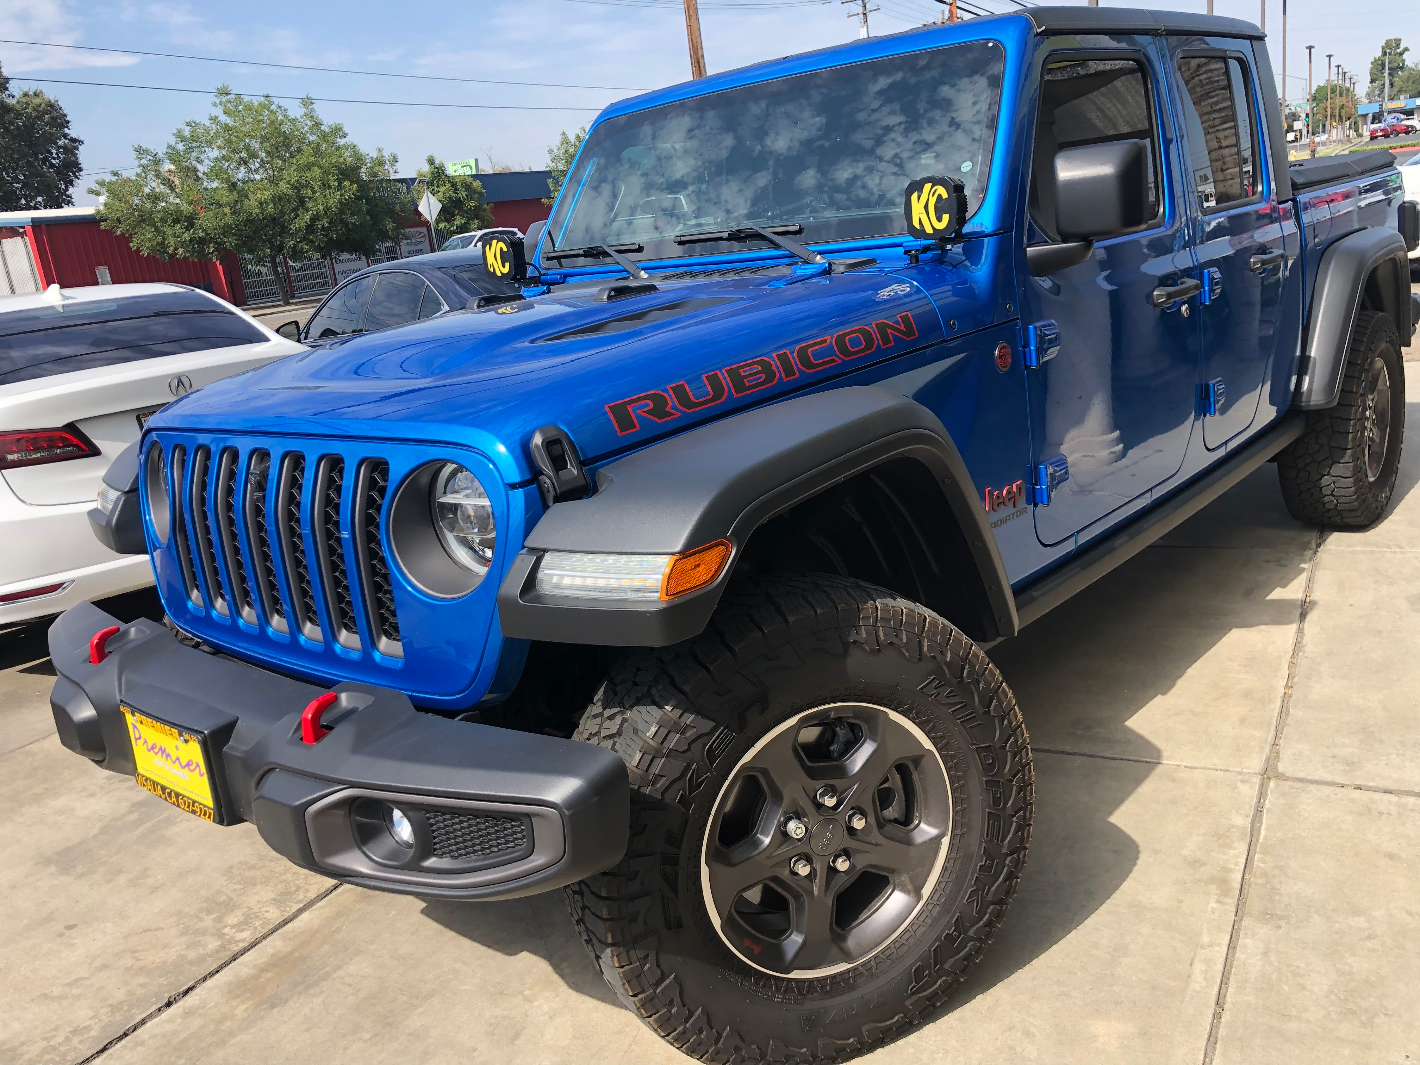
48 601 629 901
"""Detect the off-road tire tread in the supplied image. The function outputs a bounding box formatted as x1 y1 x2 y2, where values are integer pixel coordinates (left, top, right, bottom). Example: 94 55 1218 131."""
1278 310 1404 527
566 573 1032 1064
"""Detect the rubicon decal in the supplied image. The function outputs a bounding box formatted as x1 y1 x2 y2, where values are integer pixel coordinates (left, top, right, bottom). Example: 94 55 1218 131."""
606 312 919 435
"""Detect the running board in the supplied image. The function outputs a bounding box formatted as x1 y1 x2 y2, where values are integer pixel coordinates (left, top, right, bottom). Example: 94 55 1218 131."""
1013 414 1305 632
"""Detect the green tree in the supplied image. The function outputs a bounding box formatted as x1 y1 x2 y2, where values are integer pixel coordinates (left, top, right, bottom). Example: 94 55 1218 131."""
544 126 586 206
415 156 492 243
1367 39 1409 101
90 88 409 304
0 63 83 211
1310 81 1358 131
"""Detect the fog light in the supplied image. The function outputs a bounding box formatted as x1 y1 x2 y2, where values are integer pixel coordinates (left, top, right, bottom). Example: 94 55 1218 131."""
387 805 415 849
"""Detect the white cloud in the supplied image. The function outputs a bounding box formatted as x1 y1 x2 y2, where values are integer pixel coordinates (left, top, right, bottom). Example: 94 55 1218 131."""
0 0 139 71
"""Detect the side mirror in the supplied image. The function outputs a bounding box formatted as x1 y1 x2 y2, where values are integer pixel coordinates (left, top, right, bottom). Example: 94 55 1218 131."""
275 320 302 341
1055 139 1149 240
523 219 547 260
1027 139 1149 276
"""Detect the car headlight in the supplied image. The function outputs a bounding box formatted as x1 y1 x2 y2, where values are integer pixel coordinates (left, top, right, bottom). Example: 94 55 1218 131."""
431 463 495 575
144 443 170 542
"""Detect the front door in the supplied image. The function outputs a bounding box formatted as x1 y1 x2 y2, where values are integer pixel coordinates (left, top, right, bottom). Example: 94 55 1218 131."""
1020 43 1202 546
1168 43 1299 449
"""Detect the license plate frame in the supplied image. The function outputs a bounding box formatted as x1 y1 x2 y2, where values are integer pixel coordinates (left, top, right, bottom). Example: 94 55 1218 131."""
121 705 223 823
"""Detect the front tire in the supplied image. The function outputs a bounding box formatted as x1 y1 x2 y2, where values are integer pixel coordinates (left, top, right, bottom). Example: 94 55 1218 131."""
1278 310 1405 527
567 575 1032 1062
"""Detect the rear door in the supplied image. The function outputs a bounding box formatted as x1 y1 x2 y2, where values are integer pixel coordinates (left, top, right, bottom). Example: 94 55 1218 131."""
1019 41 1202 546
1166 42 1299 449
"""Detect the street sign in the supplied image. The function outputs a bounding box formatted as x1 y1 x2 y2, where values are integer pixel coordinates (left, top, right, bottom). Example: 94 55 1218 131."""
418 190 442 225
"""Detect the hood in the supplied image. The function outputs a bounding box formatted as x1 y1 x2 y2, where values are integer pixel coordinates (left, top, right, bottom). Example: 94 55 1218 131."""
153 264 968 484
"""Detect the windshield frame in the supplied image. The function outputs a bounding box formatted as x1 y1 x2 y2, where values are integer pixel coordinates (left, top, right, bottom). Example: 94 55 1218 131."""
541 34 1009 268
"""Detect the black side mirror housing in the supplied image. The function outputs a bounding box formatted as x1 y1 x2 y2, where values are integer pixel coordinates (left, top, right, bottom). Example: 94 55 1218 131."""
1054 139 1150 241
523 219 547 262
275 320 302 341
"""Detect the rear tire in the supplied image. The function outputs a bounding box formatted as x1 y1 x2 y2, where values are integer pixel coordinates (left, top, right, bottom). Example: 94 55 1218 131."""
566 574 1032 1063
1278 310 1405 527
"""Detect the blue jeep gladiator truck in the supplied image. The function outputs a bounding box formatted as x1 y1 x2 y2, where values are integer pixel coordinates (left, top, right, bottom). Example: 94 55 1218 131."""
53 7 1419 1060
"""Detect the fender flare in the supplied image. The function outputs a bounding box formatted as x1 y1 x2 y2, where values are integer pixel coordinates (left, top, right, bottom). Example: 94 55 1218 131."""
497 386 1018 647
1296 226 1411 410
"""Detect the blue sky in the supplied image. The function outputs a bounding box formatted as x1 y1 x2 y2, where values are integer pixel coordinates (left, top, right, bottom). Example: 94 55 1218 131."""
0 0 1404 207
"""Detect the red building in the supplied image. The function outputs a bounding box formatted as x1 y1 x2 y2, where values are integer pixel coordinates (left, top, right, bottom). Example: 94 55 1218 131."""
473 171 554 234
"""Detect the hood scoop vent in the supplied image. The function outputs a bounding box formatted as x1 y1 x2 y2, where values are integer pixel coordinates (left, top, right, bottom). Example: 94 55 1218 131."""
540 296 736 343
650 263 791 281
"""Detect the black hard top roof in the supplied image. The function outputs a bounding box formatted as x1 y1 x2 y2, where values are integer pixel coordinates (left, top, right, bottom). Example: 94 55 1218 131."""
1023 6 1263 41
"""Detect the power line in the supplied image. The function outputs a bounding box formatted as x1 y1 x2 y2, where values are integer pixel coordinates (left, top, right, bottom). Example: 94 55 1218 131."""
0 39 642 92
553 0 832 6
10 77 607 110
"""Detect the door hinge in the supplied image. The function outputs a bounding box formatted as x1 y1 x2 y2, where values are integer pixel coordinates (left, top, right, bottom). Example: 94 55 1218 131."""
1023 319 1061 368
1198 378 1226 417
1028 455 1070 506
1200 267 1223 305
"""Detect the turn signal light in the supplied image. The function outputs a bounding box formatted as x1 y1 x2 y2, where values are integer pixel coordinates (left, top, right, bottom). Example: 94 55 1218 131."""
662 539 733 600
0 426 100 469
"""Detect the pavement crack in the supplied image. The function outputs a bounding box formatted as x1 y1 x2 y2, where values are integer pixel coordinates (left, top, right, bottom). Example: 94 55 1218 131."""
1201 526 1324 1065
74 883 341 1065
1268 771 1420 800
1032 747 1257 777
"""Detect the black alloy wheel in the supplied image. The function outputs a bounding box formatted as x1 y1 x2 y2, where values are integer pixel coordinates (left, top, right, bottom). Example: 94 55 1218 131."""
1362 354 1393 483
703 702 951 977
567 574 1033 1064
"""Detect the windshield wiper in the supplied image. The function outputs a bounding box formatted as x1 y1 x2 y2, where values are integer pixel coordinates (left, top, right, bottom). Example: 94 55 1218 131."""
672 224 825 266
542 242 650 280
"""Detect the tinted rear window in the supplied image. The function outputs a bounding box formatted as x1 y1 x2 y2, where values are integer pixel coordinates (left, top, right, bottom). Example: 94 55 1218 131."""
0 290 267 385
445 265 518 298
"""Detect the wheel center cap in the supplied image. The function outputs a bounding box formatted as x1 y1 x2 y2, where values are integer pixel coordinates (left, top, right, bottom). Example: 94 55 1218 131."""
810 817 843 855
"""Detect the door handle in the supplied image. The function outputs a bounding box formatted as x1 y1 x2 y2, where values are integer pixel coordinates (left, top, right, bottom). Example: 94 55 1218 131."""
1151 278 1203 308
1249 250 1287 274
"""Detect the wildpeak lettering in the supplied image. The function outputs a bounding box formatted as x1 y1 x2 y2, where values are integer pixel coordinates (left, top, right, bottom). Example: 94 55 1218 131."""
605 312 919 435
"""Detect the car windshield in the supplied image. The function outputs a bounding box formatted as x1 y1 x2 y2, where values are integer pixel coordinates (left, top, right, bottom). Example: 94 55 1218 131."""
0 290 267 385
544 39 1005 263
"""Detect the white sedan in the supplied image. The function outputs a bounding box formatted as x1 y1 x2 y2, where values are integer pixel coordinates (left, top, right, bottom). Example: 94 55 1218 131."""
1 283 303 625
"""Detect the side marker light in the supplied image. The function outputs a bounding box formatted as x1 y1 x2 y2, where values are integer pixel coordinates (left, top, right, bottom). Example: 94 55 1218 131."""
300 692 339 744
662 539 733 600
89 625 121 665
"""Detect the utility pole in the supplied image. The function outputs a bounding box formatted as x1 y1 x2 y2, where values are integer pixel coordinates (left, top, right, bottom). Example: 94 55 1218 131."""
1326 53 1333 141
682 0 707 79
1259 0 1263 34
1207 0 1213 14
1307 44 1315 156
1280 0 1286 129
843 0 879 36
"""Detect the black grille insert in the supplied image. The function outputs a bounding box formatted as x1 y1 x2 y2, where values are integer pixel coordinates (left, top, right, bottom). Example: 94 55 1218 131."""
313 456 360 650
244 450 286 633
188 446 228 617
215 447 257 625
276 453 321 642
170 444 201 607
354 459 401 656
426 810 531 862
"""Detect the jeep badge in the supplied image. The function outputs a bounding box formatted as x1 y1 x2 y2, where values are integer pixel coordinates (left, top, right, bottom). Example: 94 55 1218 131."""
483 234 526 282
904 176 967 241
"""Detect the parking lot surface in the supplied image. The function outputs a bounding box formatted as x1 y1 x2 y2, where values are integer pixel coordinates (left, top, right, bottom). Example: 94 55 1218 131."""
3 374 1417 1065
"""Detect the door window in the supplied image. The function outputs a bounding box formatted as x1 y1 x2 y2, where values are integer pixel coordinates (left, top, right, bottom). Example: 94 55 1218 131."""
305 275 374 340
1175 56 1259 212
1030 57 1162 241
363 272 428 330
417 285 444 320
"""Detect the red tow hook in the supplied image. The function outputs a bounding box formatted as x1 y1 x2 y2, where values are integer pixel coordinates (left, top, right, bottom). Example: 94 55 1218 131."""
89 625 121 665
300 692 340 744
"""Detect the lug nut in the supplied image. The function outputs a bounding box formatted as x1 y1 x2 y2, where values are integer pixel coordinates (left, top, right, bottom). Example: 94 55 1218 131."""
783 816 808 840
815 784 839 809
790 855 813 877
831 851 852 872
846 809 867 832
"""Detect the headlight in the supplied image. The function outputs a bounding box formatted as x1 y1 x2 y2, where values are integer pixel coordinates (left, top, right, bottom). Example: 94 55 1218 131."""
430 463 495 575
144 443 170 542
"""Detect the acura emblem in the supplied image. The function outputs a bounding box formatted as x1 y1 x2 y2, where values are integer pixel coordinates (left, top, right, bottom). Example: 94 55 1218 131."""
168 374 193 397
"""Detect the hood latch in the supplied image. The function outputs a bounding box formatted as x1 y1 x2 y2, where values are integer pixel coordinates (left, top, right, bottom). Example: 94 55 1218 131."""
529 426 591 507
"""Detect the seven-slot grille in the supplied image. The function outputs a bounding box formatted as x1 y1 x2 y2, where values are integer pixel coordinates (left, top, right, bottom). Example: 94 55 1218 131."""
166 443 402 657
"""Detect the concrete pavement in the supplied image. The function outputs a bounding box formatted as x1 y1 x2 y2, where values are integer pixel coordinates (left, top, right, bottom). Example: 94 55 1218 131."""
3 382 1417 1064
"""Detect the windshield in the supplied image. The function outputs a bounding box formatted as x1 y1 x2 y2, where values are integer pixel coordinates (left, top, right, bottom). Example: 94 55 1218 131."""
545 40 1004 263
